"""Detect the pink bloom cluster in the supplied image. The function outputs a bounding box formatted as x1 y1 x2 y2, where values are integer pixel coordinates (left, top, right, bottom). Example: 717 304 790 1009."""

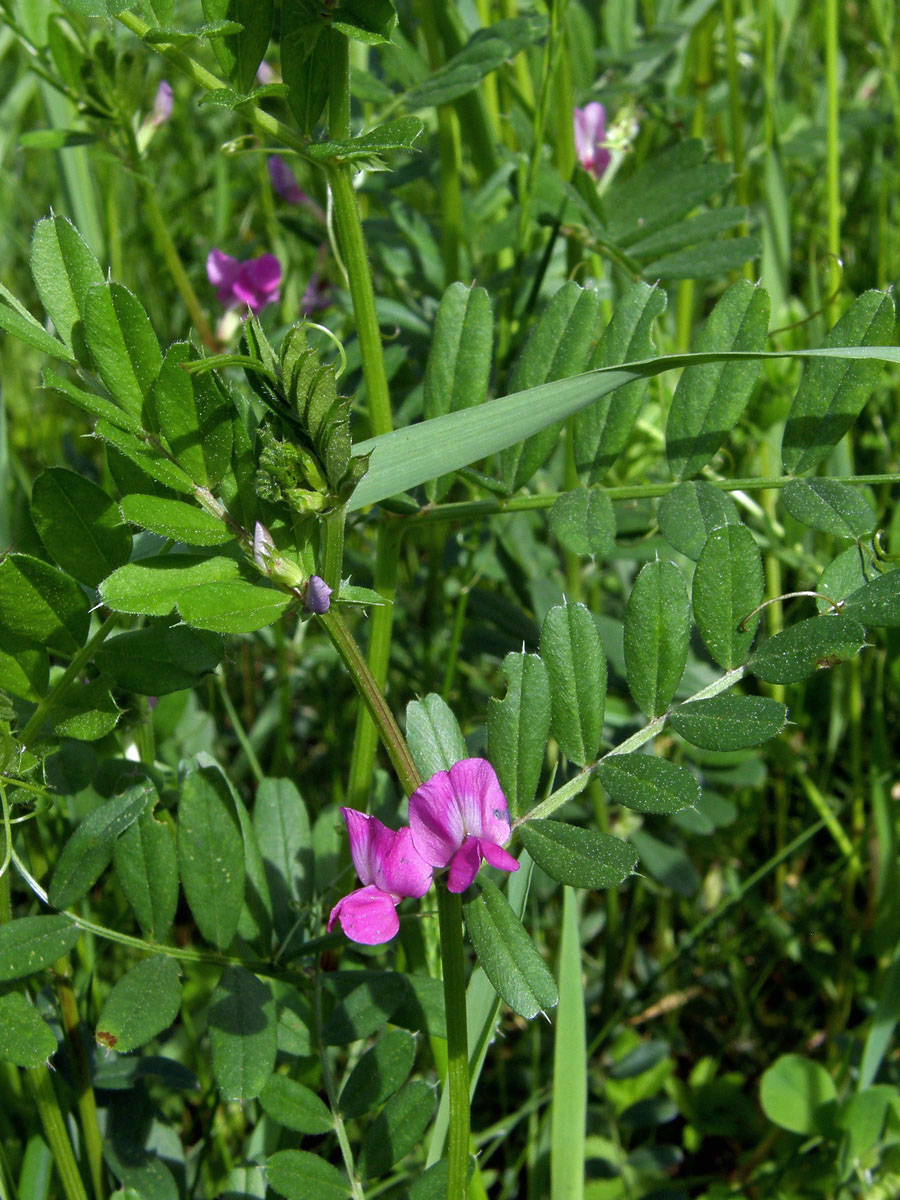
206 249 281 314
574 102 610 180
328 758 519 945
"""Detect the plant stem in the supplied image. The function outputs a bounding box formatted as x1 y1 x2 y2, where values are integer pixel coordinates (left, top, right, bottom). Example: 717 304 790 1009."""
215 674 264 785
314 972 365 1200
824 0 841 321
53 959 107 1200
321 504 347 593
436 884 470 1200
18 615 119 750
318 606 420 798
25 1065 89 1200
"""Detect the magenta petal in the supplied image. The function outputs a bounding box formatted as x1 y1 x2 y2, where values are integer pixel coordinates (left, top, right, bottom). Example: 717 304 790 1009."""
245 253 282 294
341 808 379 885
448 758 511 845
447 837 483 893
328 886 400 945
206 249 239 289
378 826 433 899
409 771 465 867
268 155 307 205
480 840 520 875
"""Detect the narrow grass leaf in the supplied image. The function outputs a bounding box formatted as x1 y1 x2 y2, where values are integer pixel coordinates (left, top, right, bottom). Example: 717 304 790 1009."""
406 694 468 780
48 780 154 909
597 754 699 815
208 965 277 1100
668 695 787 751
113 804 179 940
259 1075 333 1135
624 560 690 717
540 602 606 766
487 651 551 818
551 888 585 1200
339 1029 416 1119
782 291 896 474
178 766 245 950
749 616 867 684
358 1081 435 1178
31 468 131 588
658 480 741 560
666 281 769 480
95 957 182 1053
463 878 558 1019
782 478 876 538
693 524 764 669
0 916 80 982
0 993 58 1067
265 1151 349 1200
83 282 162 420
519 820 637 889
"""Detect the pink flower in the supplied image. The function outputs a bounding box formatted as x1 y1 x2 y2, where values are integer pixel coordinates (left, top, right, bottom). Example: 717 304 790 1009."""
268 155 308 205
150 80 173 127
574 103 610 180
206 250 281 314
328 810 433 945
409 759 520 894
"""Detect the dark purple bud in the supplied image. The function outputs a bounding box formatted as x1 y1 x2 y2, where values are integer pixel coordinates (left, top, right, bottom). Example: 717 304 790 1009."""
304 575 332 614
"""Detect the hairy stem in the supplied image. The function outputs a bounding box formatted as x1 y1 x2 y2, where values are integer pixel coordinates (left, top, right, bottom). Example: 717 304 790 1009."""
436 885 470 1200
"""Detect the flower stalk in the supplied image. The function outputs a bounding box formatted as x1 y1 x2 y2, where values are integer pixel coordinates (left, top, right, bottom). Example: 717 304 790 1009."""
436 884 470 1200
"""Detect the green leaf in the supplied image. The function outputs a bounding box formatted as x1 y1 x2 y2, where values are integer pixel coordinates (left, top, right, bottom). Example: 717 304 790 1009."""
548 488 616 558
178 766 245 950
630 829 700 897
749 615 867 684
120 495 233 546
31 468 131 588
596 753 700 815
782 291 896 474
323 974 408 1045
113 804 179 941
463 878 558 1019
760 1054 836 1135
253 778 312 941
48 780 153 909
782 477 877 538
99 555 240 617
177 580 292 633
202 0 274 93
406 694 468 780
304 116 424 165
519 820 637 889
424 284 493 500
501 283 602 491
0 992 58 1066
30 214 103 361
208 965 277 1100
259 1075 333 1135
644 236 761 281
657 480 741 560
358 1080 435 1179
43 367 144 433
0 632 49 701
487 652 551 818
624 560 690 717
95 957 181 1054
95 419 196 494
0 553 89 654
574 281 666 482
83 282 162 421
50 679 121 742
840 570 900 627
666 281 770 480
230 778 273 949
0 284 78 365
95 625 223 695
280 5 330 135
817 546 871 613
668 695 788 751
627 205 750 260
0 916 80 981
339 1029 416 1119
153 343 233 487
332 0 397 43
265 1151 349 1200
540 602 606 766
606 141 730 248
693 524 764 669
349 346 900 513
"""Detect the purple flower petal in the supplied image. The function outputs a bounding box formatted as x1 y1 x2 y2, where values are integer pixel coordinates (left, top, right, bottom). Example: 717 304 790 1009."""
573 102 610 180
304 575 332 614
207 250 281 314
409 770 467 868
206 248 239 289
268 155 307 205
328 885 401 945
447 837 484 893
479 840 520 875
448 758 511 847
377 825 433 899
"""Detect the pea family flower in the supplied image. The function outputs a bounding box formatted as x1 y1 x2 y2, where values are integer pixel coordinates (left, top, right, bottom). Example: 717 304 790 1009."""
150 80 173 127
574 102 611 179
409 758 520 894
328 810 433 945
268 155 308 206
206 249 281 314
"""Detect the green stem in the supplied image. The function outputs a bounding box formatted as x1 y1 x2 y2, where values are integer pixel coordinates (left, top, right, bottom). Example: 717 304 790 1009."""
53 960 107 1200
26 1065 89 1200
321 505 346 593
436 885 470 1200
319 607 420 797
824 0 841 320
314 972 365 1200
723 0 752 278
215 674 264 785
19 615 119 750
